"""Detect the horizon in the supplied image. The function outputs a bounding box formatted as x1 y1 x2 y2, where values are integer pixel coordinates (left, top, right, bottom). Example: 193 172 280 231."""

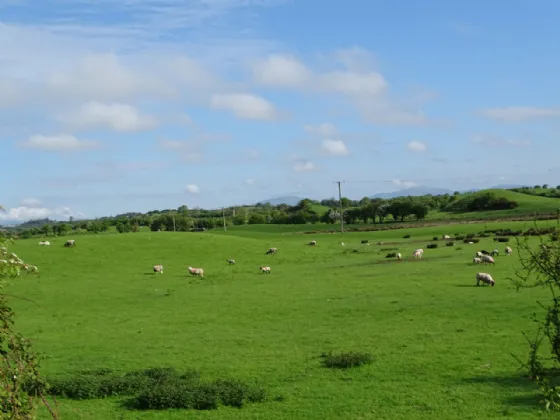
2 0 560 222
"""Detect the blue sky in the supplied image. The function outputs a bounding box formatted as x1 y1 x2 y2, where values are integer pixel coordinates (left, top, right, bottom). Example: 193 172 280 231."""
1 0 560 222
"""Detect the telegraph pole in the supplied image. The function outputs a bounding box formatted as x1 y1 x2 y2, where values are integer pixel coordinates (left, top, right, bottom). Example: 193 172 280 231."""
336 181 344 234
222 207 227 231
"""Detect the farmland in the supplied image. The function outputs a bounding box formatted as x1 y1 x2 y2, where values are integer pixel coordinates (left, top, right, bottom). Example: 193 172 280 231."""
5 218 560 419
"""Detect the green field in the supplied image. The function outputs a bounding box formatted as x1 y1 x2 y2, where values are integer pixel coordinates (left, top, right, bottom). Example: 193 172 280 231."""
7 219 560 419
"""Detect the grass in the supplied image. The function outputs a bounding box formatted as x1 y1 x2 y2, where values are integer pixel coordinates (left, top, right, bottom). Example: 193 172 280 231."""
6 219 560 419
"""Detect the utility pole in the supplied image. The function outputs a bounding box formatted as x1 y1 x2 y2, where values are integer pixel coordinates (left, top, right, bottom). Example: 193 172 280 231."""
337 181 344 234
222 207 227 231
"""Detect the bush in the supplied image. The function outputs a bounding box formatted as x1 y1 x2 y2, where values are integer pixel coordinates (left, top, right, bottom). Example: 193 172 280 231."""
385 252 397 258
320 351 373 369
361 239 368 244
432 236 438 241
426 243 438 249
552 231 559 242
497 237 510 243
463 238 480 243
402 234 411 239
455 235 465 240
446 242 455 247
466 233 475 239
47 368 266 412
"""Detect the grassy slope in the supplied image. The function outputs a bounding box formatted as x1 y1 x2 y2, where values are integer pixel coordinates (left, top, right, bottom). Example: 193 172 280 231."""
7 220 559 419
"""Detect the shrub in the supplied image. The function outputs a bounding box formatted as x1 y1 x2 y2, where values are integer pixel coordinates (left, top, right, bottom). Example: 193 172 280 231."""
426 243 438 249
47 368 266 412
455 235 465 240
456 247 463 251
361 239 368 244
432 236 438 241
446 242 455 247
463 238 480 244
552 231 559 242
320 351 373 369
466 233 475 239
497 237 510 243
402 234 411 239
385 252 397 258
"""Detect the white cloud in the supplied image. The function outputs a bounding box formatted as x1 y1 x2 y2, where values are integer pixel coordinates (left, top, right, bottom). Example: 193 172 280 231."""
293 161 315 172
321 139 349 156
480 106 560 122
252 54 311 87
471 134 531 147
407 141 427 153
186 184 199 194
245 178 255 186
159 139 204 163
18 134 100 152
20 198 42 207
304 122 338 137
392 179 417 188
246 148 260 159
61 101 158 132
0 205 81 222
210 93 279 120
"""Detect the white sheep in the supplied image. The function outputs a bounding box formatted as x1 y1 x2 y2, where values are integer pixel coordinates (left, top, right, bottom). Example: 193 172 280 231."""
188 266 204 278
476 251 482 257
505 246 512 255
413 250 422 259
260 266 271 274
340 242 345 246
397 253 402 260
38 241 50 246
308 240 317 246
481 255 495 264
227 259 235 265
153 264 164 274
266 247 278 255
476 272 495 287
473 257 482 264
442 234 450 239
490 249 499 257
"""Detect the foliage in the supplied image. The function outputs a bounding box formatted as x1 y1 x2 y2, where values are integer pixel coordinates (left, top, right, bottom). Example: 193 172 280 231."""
385 252 397 258
446 191 519 212
320 351 373 369
497 237 510 243
47 367 266 411
511 217 560 411
426 243 438 249
446 242 455 247
0 210 57 419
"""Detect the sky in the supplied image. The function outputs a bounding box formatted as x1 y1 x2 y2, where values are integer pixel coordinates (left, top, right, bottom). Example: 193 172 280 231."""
1 0 560 222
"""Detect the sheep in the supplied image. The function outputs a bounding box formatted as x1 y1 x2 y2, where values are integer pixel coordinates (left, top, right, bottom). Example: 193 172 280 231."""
481 255 495 264
480 250 489 255
308 240 317 246
153 264 164 274
442 234 450 239
476 251 482 257
188 266 204 278
490 249 499 257
413 250 423 259
227 259 235 265
476 272 495 287
38 241 50 246
505 246 512 256
260 266 271 274
64 239 76 247
397 253 402 260
266 247 277 255
340 242 345 246
473 257 482 264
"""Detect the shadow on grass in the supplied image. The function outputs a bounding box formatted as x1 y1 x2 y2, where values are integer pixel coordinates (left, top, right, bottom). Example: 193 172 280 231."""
455 284 479 287
462 374 542 410
144 273 156 276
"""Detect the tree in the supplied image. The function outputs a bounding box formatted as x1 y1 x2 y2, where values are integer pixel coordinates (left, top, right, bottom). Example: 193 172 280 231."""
511 217 560 411
0 207 58 418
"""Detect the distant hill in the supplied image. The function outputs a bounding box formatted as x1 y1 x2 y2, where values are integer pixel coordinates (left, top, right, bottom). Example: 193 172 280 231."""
370 186 454 199
256 196 304 206
489 184 526 189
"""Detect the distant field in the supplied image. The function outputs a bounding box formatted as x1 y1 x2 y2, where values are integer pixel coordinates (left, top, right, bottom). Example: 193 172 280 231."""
7 219 560 419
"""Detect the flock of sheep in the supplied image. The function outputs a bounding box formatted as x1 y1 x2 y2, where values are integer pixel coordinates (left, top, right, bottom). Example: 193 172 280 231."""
46 234 513 287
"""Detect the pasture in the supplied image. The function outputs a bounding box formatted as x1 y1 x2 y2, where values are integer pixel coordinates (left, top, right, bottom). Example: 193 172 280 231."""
7 219 559 419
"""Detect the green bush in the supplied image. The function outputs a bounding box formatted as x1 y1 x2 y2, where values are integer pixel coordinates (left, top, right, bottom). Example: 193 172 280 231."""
426 243 438 249
463 238 480 244
402 234 411 239
455 235 465 240
385 252 397 258
432 236 438 241
497 237 510 243
361 239 368 244
446 242 455 247
320 351 373 369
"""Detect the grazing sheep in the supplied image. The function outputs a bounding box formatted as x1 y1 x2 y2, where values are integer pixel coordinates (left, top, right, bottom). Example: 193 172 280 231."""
481 255 495 264
413 250 423 259
227 259 235 265
188 266 204 278
490 249 499 257
260 266 271 274
476 251 483 257
505 246 512 255
476 272 495 287
397 253 402 260
266 247 277 255
473 257 482 264
38 241 50 246
480 250 489 255
153 264 164 274
64 240 76 247
340 242 345 246
308 240 317 246
442 234 450 239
